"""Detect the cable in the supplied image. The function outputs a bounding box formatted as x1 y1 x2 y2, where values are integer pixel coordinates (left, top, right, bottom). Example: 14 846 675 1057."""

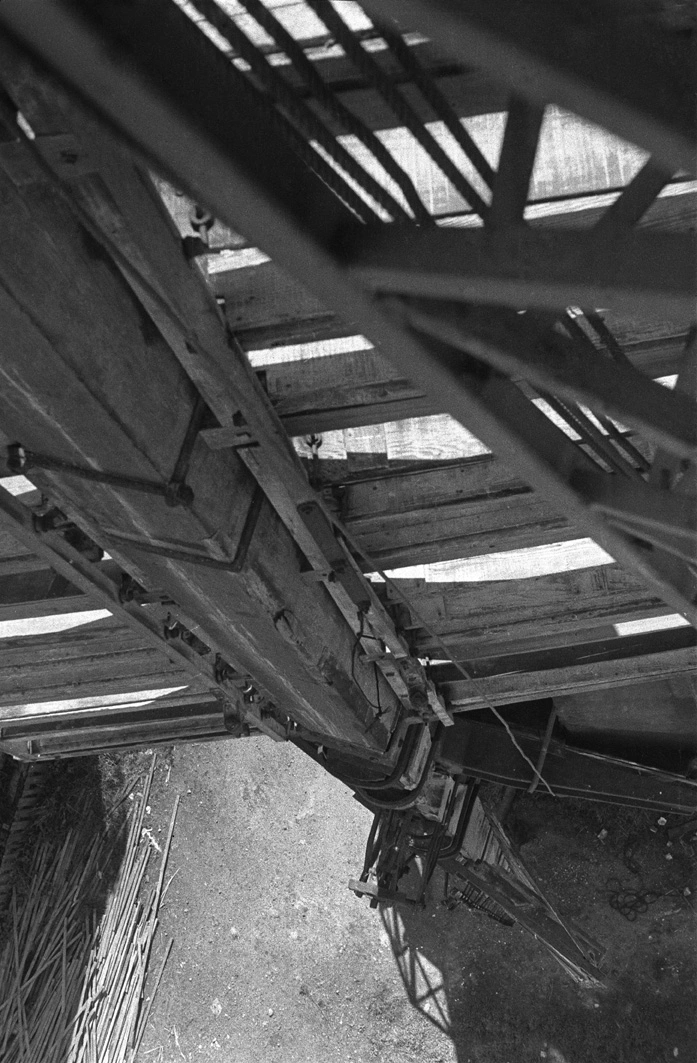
350 609 385 714
357 725 442 809
331 519 557 796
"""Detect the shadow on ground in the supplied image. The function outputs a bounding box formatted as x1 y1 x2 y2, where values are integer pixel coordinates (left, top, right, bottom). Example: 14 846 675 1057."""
379 809 697 1063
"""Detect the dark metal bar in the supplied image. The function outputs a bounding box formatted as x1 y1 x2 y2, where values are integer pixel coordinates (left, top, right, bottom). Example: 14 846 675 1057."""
304 0 491 219
236 0 432 224
357 0 697 174
6 444 194 507
402 303 697 460
338 225 696 320
439 718 697 815
489 96 544 229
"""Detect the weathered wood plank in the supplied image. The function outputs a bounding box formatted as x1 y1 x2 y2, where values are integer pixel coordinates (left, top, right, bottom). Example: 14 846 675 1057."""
350 494 572 568
384 565 667 658
334 454 576 567
0 597 103 623
0 668 201 710
0 570 93 622
255 332 686 439
0 623 143 665
6 712 229 758
0 645 194 704
0 555 51 577
434 646 697 707
0 688 221 729
431 624 696 679
0 642 193 701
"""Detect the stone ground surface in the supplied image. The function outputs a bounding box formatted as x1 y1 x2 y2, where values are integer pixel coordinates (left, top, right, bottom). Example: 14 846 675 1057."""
136 737 697 1063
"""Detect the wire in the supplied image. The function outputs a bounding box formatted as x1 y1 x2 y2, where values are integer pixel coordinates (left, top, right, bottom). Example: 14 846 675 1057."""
332 520 557 797
350 609 384 716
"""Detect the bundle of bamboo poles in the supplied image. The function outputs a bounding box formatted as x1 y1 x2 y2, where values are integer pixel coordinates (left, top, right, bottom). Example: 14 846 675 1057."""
0 755 177 1063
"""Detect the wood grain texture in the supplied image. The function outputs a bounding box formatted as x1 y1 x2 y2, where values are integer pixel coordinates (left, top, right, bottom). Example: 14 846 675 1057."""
384 564 666 658
0 102 398 749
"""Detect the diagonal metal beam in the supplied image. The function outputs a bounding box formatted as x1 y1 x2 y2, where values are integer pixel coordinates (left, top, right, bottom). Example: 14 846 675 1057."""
400 302 697 460
489 97 545 229
2 0 695 626
357 0 697 174
337 225 696 320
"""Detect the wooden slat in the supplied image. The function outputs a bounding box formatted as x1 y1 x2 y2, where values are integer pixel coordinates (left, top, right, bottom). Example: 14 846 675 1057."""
384 564 666 658
0 622 144 665
337 455 572 567
254 331 686 438
0 645 194 705
0 668 200 711
434 646 697 707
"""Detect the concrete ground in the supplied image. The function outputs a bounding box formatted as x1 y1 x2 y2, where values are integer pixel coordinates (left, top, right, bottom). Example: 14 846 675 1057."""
136 736 697 1063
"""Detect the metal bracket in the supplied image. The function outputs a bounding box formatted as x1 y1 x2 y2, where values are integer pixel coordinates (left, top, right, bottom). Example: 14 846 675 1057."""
103 484 265 573
7 442 194 508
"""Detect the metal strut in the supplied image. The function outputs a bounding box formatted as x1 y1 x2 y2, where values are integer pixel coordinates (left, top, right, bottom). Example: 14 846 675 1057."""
7 443 194 508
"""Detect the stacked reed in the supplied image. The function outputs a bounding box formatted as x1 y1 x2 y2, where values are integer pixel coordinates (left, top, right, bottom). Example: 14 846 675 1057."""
0 755 177 1062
